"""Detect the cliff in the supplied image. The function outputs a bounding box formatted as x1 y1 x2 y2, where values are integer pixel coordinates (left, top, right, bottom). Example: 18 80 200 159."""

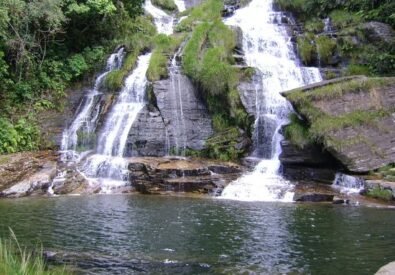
283 76 395 173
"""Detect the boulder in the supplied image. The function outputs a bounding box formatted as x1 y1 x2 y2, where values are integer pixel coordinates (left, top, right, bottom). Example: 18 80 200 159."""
283 76 395 173
294 193 334 202
127 73 214 157
0 151 57 198
127 157 243 194
361 21 395 44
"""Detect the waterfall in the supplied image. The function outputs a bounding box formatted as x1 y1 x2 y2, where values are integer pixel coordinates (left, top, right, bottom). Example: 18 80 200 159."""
220 0 322 202
60 47 125 162
75 0 173 192
144 0 174 35
332 173 365 194
167 46 188 156
81 53 151 190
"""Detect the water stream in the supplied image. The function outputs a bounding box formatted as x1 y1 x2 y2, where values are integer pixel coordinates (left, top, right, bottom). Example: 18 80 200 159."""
220 0 322 201
60 48 125 163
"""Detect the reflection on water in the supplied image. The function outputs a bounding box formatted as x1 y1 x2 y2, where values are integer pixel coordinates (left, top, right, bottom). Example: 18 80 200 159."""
0 195 395 274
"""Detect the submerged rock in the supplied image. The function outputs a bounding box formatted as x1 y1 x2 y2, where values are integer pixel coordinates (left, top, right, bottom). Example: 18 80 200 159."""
294 193 334 202
376 261 395 275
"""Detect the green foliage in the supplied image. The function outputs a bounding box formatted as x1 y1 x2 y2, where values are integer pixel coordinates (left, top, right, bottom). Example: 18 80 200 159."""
147 34 184 81
305 19 324 33
315 36 336 65
297 36 315 65
330 10 362 29
367 187 393 201
205 127 243 161
345 64 372 76
374 164 395 182
0 230 70 274
152 0 177 12
284 114 311 149
0 117 40 154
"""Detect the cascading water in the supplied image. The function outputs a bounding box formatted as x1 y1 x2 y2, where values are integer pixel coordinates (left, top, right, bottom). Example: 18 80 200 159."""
144 0 174 35
60 47 125 162
220 0 322 201
76 0 173 192
167 46 188 156
81 53 151 191
332 173 365 194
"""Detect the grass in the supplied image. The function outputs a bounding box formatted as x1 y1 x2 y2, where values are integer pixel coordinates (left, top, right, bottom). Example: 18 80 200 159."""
367 187 394 201
297 36 315 65
152 0 177 12
315 35 336 65
284 77 395 150
0 229 70 275
329 10 362 29
374 164 395 182
284 114 311 149
146 34 185 81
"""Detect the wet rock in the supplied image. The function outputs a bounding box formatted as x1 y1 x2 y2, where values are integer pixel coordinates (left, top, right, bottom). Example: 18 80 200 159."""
127 72 215 157
361 21 395 44
0 151 57 198
294 193 334 202
365 180 395 198
127 157 244 194
280 140 340 184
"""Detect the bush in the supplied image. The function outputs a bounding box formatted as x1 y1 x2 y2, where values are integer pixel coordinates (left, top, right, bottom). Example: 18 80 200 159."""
367 187 393 201
152 0 177 12
330 10 361 29
297 36 315 65
284 114 311 149
315 35 336 65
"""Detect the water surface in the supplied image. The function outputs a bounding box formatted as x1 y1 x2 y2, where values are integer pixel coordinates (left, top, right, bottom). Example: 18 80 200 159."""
0 195 394 274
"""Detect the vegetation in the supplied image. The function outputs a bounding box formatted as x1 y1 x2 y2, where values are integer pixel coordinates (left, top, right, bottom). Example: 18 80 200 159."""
152 0 177 12
284 77 395 150
0 230 70 274
366 187 394 201
275 0 395 76
373 164 395 182
146 34 184 81
172 0 251 160
0 0 155 153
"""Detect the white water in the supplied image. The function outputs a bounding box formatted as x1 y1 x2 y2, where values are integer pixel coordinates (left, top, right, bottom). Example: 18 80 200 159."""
220 0 322 202
81 53 151 188
60 47 125 162
332 173 365 194
144 0 174 35
167 46 188 155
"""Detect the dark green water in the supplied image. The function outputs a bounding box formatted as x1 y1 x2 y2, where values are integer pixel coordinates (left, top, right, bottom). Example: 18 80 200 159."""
0 195 394 274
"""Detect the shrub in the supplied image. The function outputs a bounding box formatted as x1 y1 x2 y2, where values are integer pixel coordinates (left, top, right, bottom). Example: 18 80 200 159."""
367 187 393 201
152 0 177 12
284 114 311 149
315 35 336 65
330 10 362 29
297 36 315 65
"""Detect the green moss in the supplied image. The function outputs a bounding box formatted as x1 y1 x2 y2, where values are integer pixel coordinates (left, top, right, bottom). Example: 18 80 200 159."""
305 19 324 33
284 114 311 149
315 36 336 65
345 64 372 76
175 0 223 32
104 51 139 90
367 187 393 201
330 10 362 29
297 36 315 65
152 0 177 12
205 127 244 161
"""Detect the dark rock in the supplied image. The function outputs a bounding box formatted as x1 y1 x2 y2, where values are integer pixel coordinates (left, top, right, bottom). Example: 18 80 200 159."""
127 157 244 194
361 21 395 44
294 193 334 202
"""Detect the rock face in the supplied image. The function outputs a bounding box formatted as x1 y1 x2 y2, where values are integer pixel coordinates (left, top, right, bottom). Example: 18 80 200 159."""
361 21 395 43
0 151 58 198
280 140 341 184
127 76 213 156
284 77 395 173
127 157 243 194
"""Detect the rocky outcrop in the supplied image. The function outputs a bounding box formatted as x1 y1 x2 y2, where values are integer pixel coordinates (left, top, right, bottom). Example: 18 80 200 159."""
0 151 58 198
361 21 395 43
128 76 213 156
280 140 341 184
127 157 244 194
283 76 395 173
